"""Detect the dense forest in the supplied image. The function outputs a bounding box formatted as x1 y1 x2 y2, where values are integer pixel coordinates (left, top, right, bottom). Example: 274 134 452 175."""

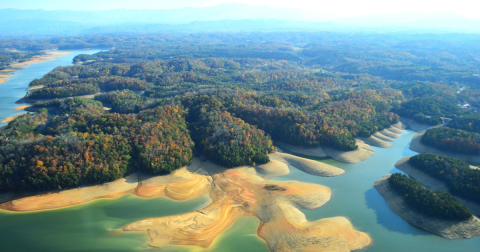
409 154 480 204
448 116 480 133
0 51 45 70
2 32 480 192
421 127 480 154
388 173 472 220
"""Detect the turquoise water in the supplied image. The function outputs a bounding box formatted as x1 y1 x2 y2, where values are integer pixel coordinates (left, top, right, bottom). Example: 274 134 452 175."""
274 130 480 252
0 53 478 251
0 50 101 127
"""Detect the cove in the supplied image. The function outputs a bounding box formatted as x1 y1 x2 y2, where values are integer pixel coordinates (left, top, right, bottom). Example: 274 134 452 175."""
0 49 102 126
274 130 480 252
0 51 478 251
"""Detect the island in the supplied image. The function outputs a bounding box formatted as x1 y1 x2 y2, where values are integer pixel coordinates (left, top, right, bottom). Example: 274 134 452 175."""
374 174 480 239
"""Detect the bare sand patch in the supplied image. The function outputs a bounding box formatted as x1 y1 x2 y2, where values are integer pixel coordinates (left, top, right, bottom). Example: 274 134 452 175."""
374 174 480 239
254 160 290 177
358 135 392 148
395 157 480 216
26 85 44 91
270 152 345 177
125 168 370 251
13 105 31 111
400 117 440 132
275 141 327 158
276 124 403 163
373 132 395 142
1 113 26 124
0 157 370 251
324 139 375 164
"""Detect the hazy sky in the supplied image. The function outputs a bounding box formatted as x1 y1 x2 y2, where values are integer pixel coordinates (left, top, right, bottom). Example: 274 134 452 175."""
1 0 479 20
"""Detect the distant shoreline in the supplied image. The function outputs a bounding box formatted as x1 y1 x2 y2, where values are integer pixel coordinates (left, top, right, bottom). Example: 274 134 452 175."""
0 52 71 85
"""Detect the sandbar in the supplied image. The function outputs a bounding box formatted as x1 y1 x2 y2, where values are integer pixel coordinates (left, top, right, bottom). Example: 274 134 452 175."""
0 155 370 251
124 166 370 251
400 117 441 132
0 52 71 85
0 113 26 124
276 123 405 164
374 174 480 239
270 152 345 176
13 105 31 111
275 141 327 158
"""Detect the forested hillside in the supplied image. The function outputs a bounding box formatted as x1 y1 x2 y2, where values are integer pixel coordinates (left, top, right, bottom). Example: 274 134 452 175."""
2 32 480 192
421 127 480 154
389 173 472 220
409 154 480 204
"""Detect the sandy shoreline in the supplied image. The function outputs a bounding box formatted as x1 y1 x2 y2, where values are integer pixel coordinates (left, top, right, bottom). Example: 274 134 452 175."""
409 133 480 164
0 113 26 124
276 122 405 164
0 52 71 84
13 105 31 111
0 155 370 251
399 117 441 132
395 157 480 216
374 174 480 239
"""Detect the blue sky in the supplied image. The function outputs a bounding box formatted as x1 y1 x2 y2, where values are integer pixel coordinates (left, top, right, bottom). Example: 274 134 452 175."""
1 0 479 20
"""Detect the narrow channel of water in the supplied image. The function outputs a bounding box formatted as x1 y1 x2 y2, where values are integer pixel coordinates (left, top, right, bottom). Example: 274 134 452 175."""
274 130 480 252
0 49 101 126
0 53 478 251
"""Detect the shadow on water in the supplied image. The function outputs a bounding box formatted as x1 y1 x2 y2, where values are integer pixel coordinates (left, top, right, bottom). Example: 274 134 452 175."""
364 187 429 237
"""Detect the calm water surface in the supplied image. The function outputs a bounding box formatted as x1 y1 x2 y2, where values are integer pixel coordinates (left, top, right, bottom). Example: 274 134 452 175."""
0 54 478 251
0 50 101 126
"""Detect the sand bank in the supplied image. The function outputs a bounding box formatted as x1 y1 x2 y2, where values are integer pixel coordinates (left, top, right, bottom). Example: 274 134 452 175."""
26 85 44 91
125 166 370 251
254 159 290 177
270 152 344 177
395 157 480 216
0 113 26 124
0 52 71 84
276 123 405 164
13 105 31 111
275 141 327 158
409 134 480 164
374 174 480 239
400 117 440 132
0 156 370 251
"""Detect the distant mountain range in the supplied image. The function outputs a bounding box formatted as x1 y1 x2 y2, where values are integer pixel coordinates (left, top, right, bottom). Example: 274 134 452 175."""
1 4 480 37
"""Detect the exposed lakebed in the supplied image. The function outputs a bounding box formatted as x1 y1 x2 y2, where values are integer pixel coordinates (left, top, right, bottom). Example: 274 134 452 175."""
0 53 478 252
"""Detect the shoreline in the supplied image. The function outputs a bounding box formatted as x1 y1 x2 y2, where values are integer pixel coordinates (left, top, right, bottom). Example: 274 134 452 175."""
395 157 480 216
0 113 26 124
374 174 480 239
409 133 480 164
275 122 405 164
0 155 370 251
0 52 71 84
399 117 442 132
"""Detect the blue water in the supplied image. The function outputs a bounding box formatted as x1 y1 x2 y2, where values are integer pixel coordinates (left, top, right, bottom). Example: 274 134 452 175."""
0 52 478 251
0 49 102 127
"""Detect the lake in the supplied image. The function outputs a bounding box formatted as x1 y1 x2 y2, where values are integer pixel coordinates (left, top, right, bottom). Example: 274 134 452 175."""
0 52 478 251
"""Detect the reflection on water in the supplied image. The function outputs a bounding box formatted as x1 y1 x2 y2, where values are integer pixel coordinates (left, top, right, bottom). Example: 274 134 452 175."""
0 53 478 251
